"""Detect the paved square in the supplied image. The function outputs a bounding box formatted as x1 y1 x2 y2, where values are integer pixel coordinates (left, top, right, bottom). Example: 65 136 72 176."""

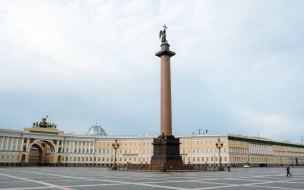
0 167 303 189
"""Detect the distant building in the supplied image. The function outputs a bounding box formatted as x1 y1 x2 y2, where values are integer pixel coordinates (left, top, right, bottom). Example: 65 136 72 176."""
0 121 303 167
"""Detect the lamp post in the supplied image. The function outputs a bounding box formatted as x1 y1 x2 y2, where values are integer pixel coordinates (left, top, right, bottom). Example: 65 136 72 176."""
247 154 250 166
112 139 120 170
215 138 224 171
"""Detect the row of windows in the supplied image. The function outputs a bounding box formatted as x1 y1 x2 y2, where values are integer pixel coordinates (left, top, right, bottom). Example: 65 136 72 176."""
229 140 247 146
63 141 152 147
0 144 21 151
62 156 150 162
183 156 227 162
1 155 18 161
182 148 226 154
61 148 228 154
181 140 225 145
61 148 154 154
63 141 93 145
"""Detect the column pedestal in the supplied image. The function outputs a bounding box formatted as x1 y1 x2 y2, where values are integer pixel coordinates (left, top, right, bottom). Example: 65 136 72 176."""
151 134 183 171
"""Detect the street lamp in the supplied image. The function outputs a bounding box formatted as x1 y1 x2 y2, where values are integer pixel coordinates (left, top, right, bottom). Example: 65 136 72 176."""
215 138 224 171
111 139 120 170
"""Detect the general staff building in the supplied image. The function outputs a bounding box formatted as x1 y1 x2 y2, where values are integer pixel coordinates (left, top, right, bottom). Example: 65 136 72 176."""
1 123 304 167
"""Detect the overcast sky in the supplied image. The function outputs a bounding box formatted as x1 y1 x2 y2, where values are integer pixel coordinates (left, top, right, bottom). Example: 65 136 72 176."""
1 0 303 143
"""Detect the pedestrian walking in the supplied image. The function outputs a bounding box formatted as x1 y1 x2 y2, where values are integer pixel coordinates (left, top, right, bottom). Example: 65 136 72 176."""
227 164 231 172
286 165 292 177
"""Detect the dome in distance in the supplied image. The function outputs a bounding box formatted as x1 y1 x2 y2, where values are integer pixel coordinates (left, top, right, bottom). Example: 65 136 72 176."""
86 125 107 136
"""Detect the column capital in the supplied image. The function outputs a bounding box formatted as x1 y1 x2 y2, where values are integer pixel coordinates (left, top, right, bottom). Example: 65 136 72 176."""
155 42 175 57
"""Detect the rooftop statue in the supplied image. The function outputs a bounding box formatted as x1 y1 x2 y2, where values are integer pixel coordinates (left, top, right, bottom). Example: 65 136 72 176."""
159 24 167 43
32 116 57 128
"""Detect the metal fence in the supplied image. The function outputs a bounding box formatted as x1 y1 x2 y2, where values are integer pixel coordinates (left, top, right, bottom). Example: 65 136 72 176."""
108 165 224 172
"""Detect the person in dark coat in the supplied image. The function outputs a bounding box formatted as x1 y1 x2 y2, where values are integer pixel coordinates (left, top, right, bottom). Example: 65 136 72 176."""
286 165 292 177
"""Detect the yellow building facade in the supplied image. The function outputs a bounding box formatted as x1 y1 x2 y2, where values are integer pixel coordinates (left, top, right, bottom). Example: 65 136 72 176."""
1 123 303 167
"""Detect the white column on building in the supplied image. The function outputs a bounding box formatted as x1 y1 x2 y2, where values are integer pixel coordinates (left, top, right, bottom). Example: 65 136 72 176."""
93 141 95 154
11 137 14 151
15 138 19 151
80 141 83 153
20 138 24 151
84 142 87 153
76 141 79 153
26 138 29 152
5 137 9 151
68 140 71 153
0 137 4 150
79 141 81 153
72 141 75 153
259 145 262 154
89 142 91 153
56 140 59 153
64 140 67 153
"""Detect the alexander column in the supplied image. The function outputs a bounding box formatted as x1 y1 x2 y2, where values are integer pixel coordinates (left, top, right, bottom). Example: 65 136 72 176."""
151 25 183 171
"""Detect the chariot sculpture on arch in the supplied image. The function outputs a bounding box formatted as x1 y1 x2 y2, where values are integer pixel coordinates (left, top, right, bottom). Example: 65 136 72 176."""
32 115 57 128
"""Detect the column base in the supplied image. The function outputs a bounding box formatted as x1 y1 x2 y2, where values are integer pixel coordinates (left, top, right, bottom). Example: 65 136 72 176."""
150 134 183 171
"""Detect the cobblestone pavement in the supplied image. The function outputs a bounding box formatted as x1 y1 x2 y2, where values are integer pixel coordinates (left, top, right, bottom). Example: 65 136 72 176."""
0 167 303 190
